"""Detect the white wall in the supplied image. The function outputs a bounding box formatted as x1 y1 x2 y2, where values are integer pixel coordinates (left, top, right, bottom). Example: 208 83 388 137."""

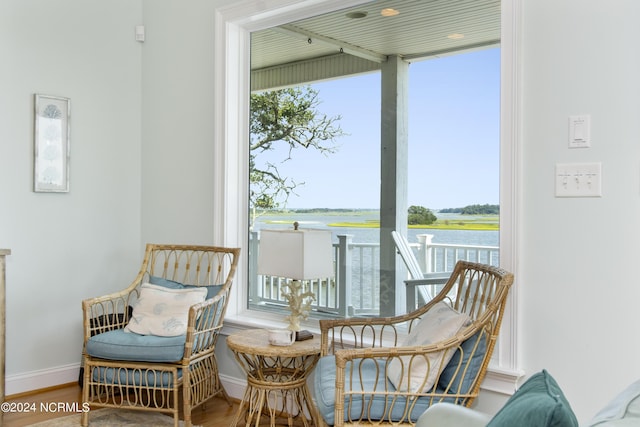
519 0 640 421
3 1 640 424
0 1 144 392
139 0 219 244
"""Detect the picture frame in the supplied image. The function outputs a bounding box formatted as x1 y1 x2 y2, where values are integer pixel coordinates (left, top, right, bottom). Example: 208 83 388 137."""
34 94 70 192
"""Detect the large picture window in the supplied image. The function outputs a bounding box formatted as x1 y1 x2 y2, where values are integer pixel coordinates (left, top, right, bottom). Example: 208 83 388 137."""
213 0 521 393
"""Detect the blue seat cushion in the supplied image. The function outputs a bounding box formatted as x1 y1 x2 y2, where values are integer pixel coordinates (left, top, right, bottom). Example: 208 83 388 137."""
315 355 446 425
86 329 186 363
92 366 182 388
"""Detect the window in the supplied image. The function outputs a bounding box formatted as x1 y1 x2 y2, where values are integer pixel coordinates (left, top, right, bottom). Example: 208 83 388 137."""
248 49 500 318
213 0 522 394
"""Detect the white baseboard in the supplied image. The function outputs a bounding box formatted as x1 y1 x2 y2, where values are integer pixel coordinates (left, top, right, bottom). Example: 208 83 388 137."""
5 364 248 402
219 373 247 400
6 363 80 396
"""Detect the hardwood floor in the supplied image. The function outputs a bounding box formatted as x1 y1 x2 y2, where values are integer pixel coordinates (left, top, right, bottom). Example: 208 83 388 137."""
3 383 239 427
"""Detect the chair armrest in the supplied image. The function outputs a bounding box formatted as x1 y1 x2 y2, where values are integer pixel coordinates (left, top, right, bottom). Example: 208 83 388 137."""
415 403 491 427
184 288 230 358
319 303 443 355
320 316 404 353
332 337 468 367
404 272 451 287
82 288 137 340
404 273 451 311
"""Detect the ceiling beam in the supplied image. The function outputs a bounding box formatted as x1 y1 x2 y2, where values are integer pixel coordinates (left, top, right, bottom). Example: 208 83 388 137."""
251 53 381 91
273 24 387 64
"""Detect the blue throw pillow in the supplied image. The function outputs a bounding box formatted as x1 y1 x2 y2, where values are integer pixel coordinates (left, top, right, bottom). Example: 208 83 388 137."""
487 370 578 427
438 330 487 394
184 284 223 300
149 275 184 289
149 275 223 299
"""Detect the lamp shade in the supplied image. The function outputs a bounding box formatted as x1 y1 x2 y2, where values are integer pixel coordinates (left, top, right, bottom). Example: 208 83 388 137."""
257 228 334 280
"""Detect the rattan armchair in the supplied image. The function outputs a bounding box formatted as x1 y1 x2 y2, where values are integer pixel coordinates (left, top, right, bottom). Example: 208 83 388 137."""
81 244 240 427
314 260 514 427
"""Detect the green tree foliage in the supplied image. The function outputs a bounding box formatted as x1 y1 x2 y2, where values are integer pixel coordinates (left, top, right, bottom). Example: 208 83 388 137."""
408 205 437 225
460 204 499 215
250 86 345 218
440 204 499 215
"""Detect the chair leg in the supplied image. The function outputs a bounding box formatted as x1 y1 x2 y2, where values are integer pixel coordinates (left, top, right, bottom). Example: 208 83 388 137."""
81 365 91 427
210 354 232 406
178 371 189 427
217 381 233 406
183 401 192 427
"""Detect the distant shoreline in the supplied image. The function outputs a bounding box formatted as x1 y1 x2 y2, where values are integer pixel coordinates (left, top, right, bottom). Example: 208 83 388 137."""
263 212 500 231
326 221 499 231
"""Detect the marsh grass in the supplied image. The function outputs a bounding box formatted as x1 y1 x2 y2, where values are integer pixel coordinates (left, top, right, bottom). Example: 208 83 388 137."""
328 216 499 231
261 211 499 231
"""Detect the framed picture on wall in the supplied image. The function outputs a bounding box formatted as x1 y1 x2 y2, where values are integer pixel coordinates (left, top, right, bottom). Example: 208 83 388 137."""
34 94 70 193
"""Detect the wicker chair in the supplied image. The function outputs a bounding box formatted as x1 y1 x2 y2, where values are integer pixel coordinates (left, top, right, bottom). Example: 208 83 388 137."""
81 244 240 427
314 260 514 427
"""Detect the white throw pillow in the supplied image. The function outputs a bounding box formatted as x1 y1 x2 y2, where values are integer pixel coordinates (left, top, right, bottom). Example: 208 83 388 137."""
387 301 470 393
124 283 207 337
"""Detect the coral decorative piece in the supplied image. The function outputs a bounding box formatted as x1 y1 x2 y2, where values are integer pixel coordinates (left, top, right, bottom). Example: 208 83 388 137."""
281 279 315 331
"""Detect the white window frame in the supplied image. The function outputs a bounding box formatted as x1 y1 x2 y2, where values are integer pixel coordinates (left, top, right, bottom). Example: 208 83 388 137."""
212 0 523 394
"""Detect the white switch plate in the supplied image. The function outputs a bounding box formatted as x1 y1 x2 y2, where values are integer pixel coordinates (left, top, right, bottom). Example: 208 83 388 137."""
569 115 590 148
135 25 145 42
555 162 602 197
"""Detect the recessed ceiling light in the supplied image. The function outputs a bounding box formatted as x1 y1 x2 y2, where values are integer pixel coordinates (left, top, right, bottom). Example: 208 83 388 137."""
346 11 368 19
447 33 465 40
380 8 400 17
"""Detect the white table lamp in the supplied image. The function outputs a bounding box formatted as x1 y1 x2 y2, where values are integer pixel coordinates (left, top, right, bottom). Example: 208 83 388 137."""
257 223 334 334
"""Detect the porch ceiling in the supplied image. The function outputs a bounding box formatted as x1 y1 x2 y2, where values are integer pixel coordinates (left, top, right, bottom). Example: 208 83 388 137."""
251 0 500 88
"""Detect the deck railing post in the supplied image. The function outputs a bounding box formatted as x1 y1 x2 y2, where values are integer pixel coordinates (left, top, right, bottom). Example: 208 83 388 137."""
416 234 434 273
337 234 353 317
249 231 260 302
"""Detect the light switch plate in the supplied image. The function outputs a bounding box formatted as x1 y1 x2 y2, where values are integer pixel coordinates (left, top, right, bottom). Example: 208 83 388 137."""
555 162 602 197
135 25 145 42
569 115 590 148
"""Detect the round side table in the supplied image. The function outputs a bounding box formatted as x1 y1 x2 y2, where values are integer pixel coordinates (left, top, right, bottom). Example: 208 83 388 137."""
227 329 321 427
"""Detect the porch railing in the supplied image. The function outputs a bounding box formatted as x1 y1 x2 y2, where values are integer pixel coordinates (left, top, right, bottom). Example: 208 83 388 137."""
248 231 499 317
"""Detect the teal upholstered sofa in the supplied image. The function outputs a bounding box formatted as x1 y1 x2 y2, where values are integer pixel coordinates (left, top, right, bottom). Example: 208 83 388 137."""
415 370 640 427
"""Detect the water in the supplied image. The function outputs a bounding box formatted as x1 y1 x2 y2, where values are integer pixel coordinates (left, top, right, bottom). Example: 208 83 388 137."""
251 211 499 247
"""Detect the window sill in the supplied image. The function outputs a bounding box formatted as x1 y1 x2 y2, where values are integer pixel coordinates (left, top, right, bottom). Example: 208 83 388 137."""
222 311 322 337
482 366 525 395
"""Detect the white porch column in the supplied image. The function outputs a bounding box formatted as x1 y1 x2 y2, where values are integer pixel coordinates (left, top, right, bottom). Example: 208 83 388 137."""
379 55 409 317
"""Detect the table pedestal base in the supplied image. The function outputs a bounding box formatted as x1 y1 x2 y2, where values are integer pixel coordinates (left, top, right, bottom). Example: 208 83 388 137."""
231 376 318 427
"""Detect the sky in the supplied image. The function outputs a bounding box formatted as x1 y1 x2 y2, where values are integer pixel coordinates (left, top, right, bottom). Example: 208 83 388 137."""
253 47 501 211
